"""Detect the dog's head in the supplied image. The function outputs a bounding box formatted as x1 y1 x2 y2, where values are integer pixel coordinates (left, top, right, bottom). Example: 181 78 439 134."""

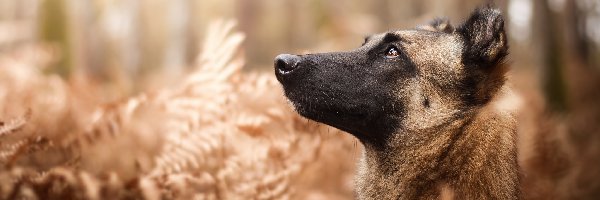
275 8 508 146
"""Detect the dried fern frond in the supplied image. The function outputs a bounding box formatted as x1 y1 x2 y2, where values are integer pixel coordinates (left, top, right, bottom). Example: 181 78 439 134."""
0 139 29 165
196 20 245 73
188 20 245 84
0 19 359 200
0 110 30 137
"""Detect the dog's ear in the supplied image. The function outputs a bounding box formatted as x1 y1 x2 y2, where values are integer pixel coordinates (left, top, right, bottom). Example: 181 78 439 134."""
458 8 507 67
418 18 454 33
458 8 509 104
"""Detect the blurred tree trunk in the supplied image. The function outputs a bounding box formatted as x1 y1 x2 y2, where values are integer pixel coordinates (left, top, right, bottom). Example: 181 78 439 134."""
534 0 568 112
66 0 95 79
39 0 72 77
564 0 590 68
164 0 189 73
236 0 260 69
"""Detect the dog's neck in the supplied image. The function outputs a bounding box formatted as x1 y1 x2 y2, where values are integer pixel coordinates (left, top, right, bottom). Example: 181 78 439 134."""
354 89 520 200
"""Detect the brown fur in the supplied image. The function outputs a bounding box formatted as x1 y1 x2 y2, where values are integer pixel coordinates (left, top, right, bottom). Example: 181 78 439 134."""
352 11 518 199
356 87 519 199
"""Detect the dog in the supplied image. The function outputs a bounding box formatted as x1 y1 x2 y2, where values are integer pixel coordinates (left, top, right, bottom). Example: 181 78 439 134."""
274 7 519 200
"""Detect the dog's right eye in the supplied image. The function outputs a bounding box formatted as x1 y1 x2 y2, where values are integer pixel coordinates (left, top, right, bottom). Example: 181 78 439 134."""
385 47 400 58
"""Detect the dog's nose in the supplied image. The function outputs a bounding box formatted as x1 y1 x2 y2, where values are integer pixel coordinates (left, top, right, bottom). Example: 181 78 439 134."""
274 54 301 74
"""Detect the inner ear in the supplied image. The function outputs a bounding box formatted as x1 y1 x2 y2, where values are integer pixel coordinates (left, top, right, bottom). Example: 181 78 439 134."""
417 18 454 33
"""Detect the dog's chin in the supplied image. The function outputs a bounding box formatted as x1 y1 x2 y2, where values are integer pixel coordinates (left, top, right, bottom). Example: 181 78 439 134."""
288 98 374 138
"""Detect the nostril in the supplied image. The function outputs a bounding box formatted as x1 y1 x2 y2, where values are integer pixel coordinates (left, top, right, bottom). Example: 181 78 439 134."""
274 54 301 74
275 59 293 71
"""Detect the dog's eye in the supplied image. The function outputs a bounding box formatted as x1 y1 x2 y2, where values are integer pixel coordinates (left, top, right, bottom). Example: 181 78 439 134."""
385 47 400 58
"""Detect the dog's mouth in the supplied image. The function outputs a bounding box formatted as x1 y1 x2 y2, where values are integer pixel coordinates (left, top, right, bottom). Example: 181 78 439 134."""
290 96 372 138
292 98 368 122
282 87 399 145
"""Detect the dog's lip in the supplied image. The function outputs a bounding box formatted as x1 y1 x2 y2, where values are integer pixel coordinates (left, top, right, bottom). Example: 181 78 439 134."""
295 103 371 136
294 101 368 121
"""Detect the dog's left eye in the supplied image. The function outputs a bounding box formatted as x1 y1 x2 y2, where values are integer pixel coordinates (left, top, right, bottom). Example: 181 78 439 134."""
385 47 400 58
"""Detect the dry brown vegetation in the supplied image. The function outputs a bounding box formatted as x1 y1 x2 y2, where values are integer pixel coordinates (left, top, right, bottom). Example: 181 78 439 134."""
0 21 360 200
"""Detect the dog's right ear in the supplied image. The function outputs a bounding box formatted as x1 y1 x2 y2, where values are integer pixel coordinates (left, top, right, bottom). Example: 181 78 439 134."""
457 7 507 67
458 7 509 104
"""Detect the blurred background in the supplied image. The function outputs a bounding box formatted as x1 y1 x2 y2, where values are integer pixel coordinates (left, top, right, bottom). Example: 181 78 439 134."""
1 0 599 108
1 0 600 199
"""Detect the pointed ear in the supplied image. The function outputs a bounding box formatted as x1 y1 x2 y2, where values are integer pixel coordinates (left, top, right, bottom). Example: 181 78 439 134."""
417 18 454 33
458 8 509 104
458 8 507 67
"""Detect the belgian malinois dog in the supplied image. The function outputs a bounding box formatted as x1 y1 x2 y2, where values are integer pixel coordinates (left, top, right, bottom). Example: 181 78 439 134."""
275 7 518 200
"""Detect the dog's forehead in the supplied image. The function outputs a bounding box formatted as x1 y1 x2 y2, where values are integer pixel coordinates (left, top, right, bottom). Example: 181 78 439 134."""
365 30 463 70
391 30 463 71
395 30 450 41
368 30 455 45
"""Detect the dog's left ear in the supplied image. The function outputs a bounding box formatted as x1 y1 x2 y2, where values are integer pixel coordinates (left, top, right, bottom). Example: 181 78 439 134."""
418 18 454 33
458 8 507 66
